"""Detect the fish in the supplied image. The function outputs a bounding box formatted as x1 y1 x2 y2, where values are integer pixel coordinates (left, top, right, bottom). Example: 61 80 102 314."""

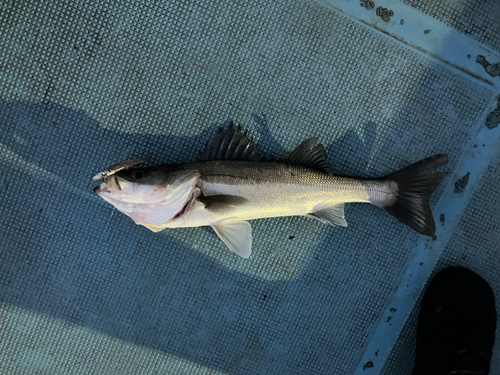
92 153 152 181
93 124 448 258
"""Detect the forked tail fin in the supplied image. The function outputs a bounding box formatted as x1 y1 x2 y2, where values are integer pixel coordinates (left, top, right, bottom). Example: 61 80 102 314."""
384 154 448 237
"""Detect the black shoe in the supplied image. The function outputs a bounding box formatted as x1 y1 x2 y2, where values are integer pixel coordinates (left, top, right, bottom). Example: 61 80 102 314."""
413 267 497 375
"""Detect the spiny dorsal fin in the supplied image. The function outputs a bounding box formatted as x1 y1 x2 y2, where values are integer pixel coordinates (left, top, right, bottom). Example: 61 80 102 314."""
202 122 265 161
281 138 333 174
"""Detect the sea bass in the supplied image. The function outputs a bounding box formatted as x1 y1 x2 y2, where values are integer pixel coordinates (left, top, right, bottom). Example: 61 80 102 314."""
94 124 448 258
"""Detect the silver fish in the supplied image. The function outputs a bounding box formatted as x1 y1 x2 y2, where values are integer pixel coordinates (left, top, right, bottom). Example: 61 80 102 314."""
94 124 448 258
92 153 152 181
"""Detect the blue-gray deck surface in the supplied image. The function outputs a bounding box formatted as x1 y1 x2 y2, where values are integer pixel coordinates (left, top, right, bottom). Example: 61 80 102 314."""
381 151 500 374
0 1 499 374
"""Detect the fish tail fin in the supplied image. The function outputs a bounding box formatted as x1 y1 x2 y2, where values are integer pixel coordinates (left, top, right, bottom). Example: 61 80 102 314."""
383 154 448 237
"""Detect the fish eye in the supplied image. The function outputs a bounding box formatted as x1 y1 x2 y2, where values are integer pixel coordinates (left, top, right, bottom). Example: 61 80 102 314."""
132 170 145 180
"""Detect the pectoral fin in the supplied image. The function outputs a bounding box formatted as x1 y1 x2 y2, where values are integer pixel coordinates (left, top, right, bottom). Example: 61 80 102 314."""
212 221 253 258
200 195 249 212
306 204 347 227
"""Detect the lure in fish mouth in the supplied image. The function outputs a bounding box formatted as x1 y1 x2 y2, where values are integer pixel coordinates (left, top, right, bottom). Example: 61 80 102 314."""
92 153 151 181
93 123 448 258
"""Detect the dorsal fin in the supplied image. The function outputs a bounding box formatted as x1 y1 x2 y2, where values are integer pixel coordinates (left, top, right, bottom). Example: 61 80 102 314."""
281 138 333 174
202 122 265 161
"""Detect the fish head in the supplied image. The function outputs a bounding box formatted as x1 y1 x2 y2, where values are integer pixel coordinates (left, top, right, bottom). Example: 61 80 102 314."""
94 166 169 202
94 166 199 229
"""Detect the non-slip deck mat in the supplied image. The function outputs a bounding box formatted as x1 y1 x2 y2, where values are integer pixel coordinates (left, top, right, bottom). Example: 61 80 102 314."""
403 0 500 52
381 151 500 375
0 0 496 374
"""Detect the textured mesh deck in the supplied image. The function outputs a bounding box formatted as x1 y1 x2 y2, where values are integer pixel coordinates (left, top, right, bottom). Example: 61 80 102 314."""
381 152 500 375
0 0 498 374
404 0 500 51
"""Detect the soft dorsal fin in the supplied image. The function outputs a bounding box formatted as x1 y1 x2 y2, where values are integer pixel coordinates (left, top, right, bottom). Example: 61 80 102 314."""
281 138 333 174
202 123 265 161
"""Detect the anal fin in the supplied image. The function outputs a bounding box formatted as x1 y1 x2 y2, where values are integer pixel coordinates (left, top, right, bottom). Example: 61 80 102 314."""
306 204 347 227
